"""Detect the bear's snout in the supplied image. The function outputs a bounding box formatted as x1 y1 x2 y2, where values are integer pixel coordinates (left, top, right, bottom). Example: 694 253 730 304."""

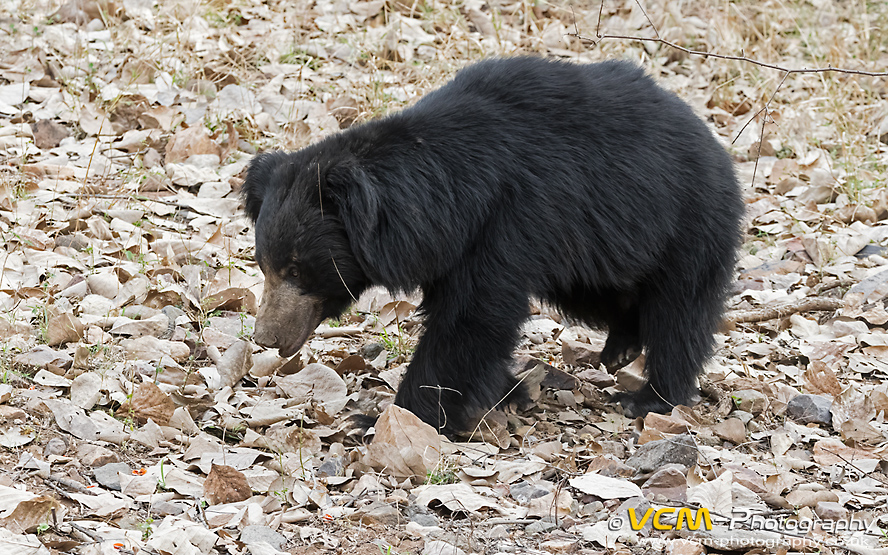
254 279 324 359
252 324 279 349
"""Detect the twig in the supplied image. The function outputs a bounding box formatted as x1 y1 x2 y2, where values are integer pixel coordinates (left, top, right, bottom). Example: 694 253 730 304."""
741 71 789 189
571 1 888 186
821 447 888 488
70 522 103 543
814 279 856 295
571 3 888 78
46 474 98 495
728 297 844 324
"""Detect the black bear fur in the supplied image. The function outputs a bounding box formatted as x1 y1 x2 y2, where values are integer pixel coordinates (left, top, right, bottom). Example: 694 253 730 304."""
241 57 744 436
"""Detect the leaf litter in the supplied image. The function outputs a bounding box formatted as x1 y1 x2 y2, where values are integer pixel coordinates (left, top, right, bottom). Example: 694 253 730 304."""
0 0 887 553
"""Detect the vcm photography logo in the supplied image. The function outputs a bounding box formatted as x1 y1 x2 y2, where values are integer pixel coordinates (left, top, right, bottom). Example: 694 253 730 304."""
608 507 882 535
608 507 712 531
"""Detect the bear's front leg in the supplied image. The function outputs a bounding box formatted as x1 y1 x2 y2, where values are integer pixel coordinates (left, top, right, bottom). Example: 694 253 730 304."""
393 286 529 437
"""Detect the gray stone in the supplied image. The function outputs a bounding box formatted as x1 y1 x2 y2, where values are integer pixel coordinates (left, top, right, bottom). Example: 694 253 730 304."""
353 500 401 527
561 339 600 366
786 394 832 425
510 480 549 504
423 540 466 555
410 512 440 527
240 525 286 550
731 410 754 424
43 437 68 458
525 518 557 535
626 434 697 474
731 389 768 415
579 500 604 517
713 418 747 444
360 342 385 360
93 462 131 491
317 455 345 478
150 500 184 516
486 524 509 539
405 503 439 527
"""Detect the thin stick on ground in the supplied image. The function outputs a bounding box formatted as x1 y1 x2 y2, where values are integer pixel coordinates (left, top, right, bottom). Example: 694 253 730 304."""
728 297 845 325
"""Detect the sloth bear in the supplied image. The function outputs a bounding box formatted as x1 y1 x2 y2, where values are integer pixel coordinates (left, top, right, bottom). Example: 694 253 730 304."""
242 57 744 436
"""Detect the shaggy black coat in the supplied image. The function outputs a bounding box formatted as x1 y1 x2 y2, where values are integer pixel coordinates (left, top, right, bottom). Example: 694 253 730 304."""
242 57 744 435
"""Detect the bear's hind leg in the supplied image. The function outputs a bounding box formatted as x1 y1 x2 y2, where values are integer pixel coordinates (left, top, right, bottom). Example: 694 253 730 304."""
558 287 642 371
616 280 723 417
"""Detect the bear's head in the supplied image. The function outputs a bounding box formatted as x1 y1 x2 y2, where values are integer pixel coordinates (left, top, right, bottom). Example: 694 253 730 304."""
241 150 370 357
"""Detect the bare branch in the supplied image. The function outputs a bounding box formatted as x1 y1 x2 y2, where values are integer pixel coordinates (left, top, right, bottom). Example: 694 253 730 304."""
573 1 888 76
727 297 845 325
571 31 888 78
571 0 888 187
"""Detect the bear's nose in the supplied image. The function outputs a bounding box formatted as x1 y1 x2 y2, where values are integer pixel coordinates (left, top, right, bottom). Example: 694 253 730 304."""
252 326 278 348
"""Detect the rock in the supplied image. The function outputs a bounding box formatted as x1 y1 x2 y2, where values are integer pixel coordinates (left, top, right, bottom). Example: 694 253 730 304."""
76 444 119 467
815 501 848 521
423 540 466 555
644 413 690 434
541 367 580 390
486 524 509 539
731 389 768 415
731 410 754 424
317 455 345 478
786 394 832 425
240 525 286 550
409 512 439 528
405 503 439 527
43 437 68 458
352 500 401 527
626 434 697 474
641 465 688 501
713 418 747 444
360 342 385 360
93 462 131 490
561 339 600 366
666 538 706 555
525 518 557 535
511 481 550 504
575 367 615 388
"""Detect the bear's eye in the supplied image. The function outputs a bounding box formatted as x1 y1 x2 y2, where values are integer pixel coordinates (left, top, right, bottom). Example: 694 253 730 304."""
289 267 300 279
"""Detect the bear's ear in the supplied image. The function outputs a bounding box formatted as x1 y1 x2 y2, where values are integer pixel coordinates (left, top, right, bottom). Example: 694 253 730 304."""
241 151 287 223
323 160 383 261
325 160 380 252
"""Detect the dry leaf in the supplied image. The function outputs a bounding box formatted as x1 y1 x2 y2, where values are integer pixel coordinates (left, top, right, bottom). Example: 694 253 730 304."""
203 464 252 505
366 405 441 479
117 381 175 426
